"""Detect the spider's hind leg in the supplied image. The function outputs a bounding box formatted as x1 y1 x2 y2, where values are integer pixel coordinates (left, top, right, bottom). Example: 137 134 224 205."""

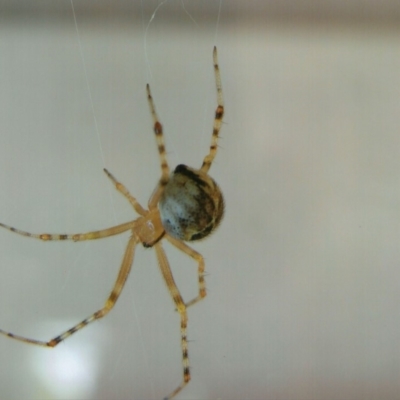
166 235 206 309
154 242 191 400
146 84 170 184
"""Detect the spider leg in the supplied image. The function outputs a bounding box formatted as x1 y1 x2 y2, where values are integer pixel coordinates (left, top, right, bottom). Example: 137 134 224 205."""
0 234 137 347
146 84 170 184
147 181 165 211
201 46 224 173
146 84 170 209
103 168 147 216
154 242 190 400
0 220 135 242
166 235 206 309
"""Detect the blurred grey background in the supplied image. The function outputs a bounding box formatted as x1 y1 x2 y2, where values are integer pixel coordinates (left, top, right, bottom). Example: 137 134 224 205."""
0 1 400 399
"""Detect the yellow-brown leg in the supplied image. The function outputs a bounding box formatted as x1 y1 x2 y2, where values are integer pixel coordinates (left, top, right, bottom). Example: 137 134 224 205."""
0 220 136 242
103 168 147 216
201 46 225 173
146 83 171 209
146 84 170 185
166 235 206 308
0 234 137 346
154 242 190 400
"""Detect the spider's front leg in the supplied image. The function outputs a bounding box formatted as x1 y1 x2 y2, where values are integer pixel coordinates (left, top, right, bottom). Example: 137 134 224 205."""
0 166 148 243
146 83 172 211
201 46 224 173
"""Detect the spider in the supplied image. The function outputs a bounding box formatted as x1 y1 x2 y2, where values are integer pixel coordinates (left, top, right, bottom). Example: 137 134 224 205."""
0 47 224 399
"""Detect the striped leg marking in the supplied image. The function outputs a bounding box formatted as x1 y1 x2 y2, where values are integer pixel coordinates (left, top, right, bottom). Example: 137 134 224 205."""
155 243 190 400
201 46 225 173
0 235 137 347
0 221 135 242
166 235 206 308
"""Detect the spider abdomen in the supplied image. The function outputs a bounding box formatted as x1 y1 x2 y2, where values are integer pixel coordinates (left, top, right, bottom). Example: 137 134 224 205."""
159 164 224 241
